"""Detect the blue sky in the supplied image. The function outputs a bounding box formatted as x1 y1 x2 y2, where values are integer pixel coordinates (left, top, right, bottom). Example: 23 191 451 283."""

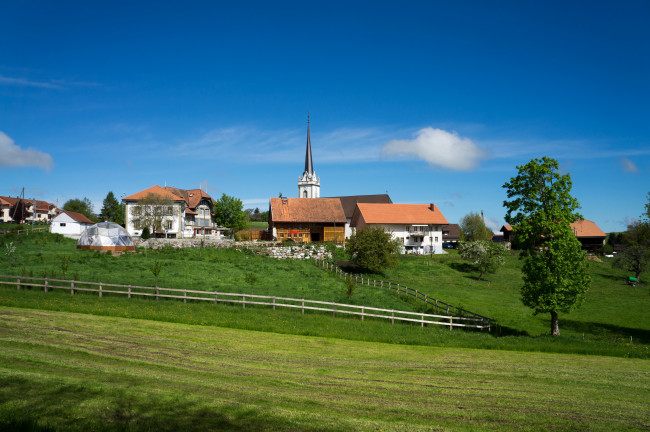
1 1 648 233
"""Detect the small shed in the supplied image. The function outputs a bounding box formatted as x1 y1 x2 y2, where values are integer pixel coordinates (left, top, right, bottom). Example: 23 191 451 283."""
50 211 95 238
77 222 135 253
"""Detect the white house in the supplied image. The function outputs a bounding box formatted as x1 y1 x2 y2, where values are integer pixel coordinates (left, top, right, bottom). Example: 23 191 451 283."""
0 196 58 223
122 185 217 238
50 211 95 238
350 203 449 254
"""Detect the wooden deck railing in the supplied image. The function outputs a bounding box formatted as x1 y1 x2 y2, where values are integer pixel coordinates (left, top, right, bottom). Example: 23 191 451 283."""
0 275 490 331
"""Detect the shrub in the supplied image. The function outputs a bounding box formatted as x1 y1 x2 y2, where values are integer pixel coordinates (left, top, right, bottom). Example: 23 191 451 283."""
141 226 151 240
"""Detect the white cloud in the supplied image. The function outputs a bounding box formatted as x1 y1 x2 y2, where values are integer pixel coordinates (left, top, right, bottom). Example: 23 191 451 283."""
0 132 54 172
381 127 486 170
0 75 99 90
619 157 639 173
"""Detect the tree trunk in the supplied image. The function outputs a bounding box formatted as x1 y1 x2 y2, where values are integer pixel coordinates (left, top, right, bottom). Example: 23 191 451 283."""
550 311 560 336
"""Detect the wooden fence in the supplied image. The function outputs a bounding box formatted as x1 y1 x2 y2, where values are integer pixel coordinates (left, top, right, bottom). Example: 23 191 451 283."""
0 226 48 236
315 259 491 327
0 275 490 331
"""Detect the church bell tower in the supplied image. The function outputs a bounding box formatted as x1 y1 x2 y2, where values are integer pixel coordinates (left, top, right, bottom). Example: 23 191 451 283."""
298 114 320 198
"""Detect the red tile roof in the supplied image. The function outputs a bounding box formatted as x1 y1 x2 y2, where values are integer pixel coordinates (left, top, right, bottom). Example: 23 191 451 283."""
328 194 393 218
122 185 185 202
270 198 346 223
353 203 448 225
62 210 94 224
571 219 606 238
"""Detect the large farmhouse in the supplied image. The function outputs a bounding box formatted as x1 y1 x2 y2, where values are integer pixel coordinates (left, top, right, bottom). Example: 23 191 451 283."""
122 185 216 238
351 203 449 254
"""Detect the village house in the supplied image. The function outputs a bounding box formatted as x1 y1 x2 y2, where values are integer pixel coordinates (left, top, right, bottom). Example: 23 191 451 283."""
0 196 58 223
50 210 95 238
500 219 607 252
351 203 449 254
122 185 217 238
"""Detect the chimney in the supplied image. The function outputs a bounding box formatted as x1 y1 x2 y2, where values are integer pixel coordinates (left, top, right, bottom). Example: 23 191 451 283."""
282 197 288 205
429 203 435 212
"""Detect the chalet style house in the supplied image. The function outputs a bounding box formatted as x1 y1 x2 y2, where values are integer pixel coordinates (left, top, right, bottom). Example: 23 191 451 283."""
351 203 449 254
500 219 607 252
269 197 347 243
122 185 216 238
0 196 58 223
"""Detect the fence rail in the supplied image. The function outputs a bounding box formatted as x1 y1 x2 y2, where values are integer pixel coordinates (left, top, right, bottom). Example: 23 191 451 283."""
0 275 489 331
315 259 491 327
0 226 49 236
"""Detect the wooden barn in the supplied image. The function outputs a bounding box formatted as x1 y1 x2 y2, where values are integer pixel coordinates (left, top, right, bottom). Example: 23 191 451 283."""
269 197 346 243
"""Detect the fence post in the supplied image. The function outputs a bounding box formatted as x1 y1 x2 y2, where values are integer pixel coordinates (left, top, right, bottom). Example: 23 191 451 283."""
44 279 48 293
332 305 335 318
302 300 304 315
388 281 391 290
99 283 102 298
449 317 453 331
243 295 245 308
71 281 75 295
214 293 218 304
17 278 20 291
273 297 276 310
421 313 424 328
183 290 187 304
391 310 394 325
361 306 364 321
381 280 383 288
128 286 132 299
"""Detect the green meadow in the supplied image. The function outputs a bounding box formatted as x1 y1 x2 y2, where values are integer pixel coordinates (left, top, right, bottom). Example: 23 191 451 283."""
0 231 649 431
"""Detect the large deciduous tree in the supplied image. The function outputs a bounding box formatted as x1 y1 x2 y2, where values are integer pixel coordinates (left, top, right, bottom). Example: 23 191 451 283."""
459 212 494 242
458 240 507 281
214 194 247 237
503 157 590 336
99 191 125 225
63 197 96 221
346 226 402 274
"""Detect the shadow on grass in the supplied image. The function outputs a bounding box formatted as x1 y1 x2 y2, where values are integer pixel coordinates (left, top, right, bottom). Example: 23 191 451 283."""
447 262 476 274
560 319 650 344
0 376 343 432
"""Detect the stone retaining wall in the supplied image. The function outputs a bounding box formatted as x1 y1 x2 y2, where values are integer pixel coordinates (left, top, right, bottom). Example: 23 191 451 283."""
133 238 333 260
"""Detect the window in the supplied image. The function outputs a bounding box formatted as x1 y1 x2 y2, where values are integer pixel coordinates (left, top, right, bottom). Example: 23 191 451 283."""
435 236 438 242
303 190 308 198
165 221 173 230
60 223 66 227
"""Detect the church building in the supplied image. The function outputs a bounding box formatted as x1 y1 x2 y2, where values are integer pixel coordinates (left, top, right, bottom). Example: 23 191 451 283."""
297 116 320 198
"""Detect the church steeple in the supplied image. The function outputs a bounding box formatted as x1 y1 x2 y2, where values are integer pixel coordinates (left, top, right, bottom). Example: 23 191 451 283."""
298 112 320 198
304 113 314 175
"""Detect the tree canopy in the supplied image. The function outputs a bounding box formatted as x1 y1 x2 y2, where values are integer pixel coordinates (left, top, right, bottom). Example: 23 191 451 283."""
63 197 96 221
458 240 507 281
614 192 650 280
214 194 248 236
459 212 493 242
99 191 125 225
503 157 590 336
346 226 402 274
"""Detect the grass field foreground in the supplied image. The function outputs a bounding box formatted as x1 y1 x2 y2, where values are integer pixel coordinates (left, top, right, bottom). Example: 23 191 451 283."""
1 307 649 432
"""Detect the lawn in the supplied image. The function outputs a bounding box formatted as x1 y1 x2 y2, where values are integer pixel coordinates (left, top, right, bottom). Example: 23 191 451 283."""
1 307 648 432
1 231 649 356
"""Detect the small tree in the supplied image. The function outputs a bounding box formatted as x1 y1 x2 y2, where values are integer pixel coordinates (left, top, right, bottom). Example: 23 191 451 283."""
244 272 258 295
141 226 151 240
150 261 162 300
503 157 590 336
458 240 507 281
459 212 493 242
214 194 248 238
345 277 356 299
60 256 70 280
346 226 402 274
